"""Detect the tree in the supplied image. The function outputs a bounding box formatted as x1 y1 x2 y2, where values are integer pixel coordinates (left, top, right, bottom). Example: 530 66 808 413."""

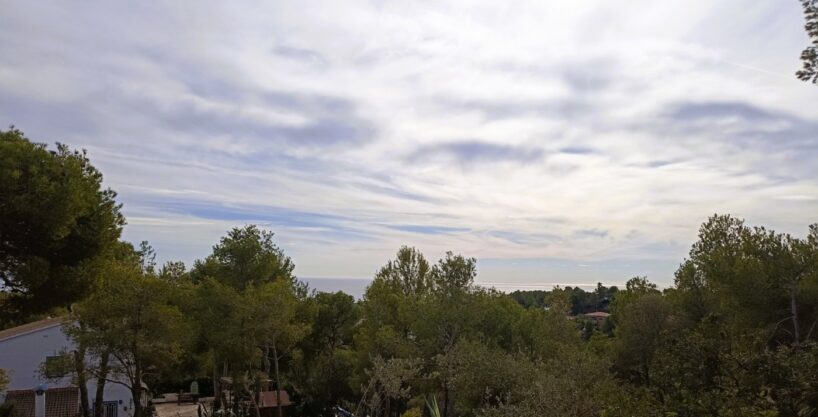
0 368 8 391
374 246 433 298
675 215 818 345
441 340 529 417
188 226 299 412
250 280 311 417
798 0 818 84
190 278 255 410
419 253 476 417
190 226 294 290
357 357 422 417
477 350 649 417
38 344 93 417
0 128 124 327
292 292 359 416
642 215 818 415
613 293 671 386
70 246 191 417
356 247 432 361
430 252 476 296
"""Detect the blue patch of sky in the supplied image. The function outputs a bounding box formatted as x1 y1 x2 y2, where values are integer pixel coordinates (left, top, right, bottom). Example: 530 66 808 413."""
559 146 595 155
411 140 544 164
485 230 563 245
387 224 471 235
131 198 375 240
572 228 609 238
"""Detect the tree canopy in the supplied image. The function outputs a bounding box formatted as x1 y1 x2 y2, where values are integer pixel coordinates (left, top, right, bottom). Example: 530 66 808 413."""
0 128 124 326
798 0 818 84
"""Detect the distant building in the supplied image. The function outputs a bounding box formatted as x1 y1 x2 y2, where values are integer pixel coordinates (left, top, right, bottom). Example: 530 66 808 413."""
583 312 610 327
258 390 292 417
0 317 139 417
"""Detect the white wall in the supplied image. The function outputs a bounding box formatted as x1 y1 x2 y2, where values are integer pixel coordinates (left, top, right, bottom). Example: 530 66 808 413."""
0 324 72 391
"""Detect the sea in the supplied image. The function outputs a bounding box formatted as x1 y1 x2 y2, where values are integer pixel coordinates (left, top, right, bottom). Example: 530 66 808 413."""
299 277 602 300
300 277 372 299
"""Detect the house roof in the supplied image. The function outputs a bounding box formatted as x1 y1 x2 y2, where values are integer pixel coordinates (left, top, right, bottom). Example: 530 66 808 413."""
0 317 64 342
4 387 79 417
4 389 35 417
585 312 610 318
46 386 80 417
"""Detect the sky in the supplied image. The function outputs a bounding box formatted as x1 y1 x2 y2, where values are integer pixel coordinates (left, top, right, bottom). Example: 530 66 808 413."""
2 1 817 290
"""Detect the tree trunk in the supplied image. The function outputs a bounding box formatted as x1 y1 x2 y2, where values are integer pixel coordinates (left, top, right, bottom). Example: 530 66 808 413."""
132 356 143 417
259 343 271 417
213 357 221 410
642 362 651 387
130 385 143 417
251 379 261 417
263 344 271 376
94 351 111 417
74 346 90 417
272 344 283 417
443 382 449 417
791 286 801 344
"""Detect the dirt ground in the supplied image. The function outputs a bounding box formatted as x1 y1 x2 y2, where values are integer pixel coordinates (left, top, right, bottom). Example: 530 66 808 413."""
153 396 214 417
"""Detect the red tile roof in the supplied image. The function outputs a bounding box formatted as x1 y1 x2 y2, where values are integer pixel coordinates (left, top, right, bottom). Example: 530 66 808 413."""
4 387 80 417
4 390 34 417
45 386 80 417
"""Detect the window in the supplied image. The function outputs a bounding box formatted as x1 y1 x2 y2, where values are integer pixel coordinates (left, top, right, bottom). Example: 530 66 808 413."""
44 355 72 379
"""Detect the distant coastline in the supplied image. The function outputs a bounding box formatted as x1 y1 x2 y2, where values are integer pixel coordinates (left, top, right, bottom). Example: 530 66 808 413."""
301 277 372 299
301 277 629 299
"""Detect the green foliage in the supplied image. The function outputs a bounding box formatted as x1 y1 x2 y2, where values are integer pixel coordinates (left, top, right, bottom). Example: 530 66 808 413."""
510 283 618 314
400 408 422 417
431 252 476 296
675 215 818 345
612 292 671 385
443 340 530 416
68 243 191 417
373 246 433 298
0 128 124 327
426 395 441 417
351 247 588 417
0 402 14 417
478 350 648 417
190 225 295 290
182 226 311 417
358 357 422 417
798 0 818 84
292 292 359 416
0 368 8 391
39 351 74 380
611 215 818 416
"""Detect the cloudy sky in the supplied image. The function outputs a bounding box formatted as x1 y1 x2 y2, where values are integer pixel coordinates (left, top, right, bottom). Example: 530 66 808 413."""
2 1 817 290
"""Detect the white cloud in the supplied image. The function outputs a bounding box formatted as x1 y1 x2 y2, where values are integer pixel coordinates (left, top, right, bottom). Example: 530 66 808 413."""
1 0 817 287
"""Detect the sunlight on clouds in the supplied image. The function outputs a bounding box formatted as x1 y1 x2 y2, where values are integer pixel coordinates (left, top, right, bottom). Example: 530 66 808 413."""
1 0 817 287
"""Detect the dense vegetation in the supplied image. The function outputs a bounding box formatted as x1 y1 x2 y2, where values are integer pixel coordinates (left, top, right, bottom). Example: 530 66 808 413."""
0 128 124 327
510 283 618 314
2 129 818 417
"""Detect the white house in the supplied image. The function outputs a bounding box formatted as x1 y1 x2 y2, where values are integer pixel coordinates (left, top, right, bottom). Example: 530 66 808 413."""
0 317 137 417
